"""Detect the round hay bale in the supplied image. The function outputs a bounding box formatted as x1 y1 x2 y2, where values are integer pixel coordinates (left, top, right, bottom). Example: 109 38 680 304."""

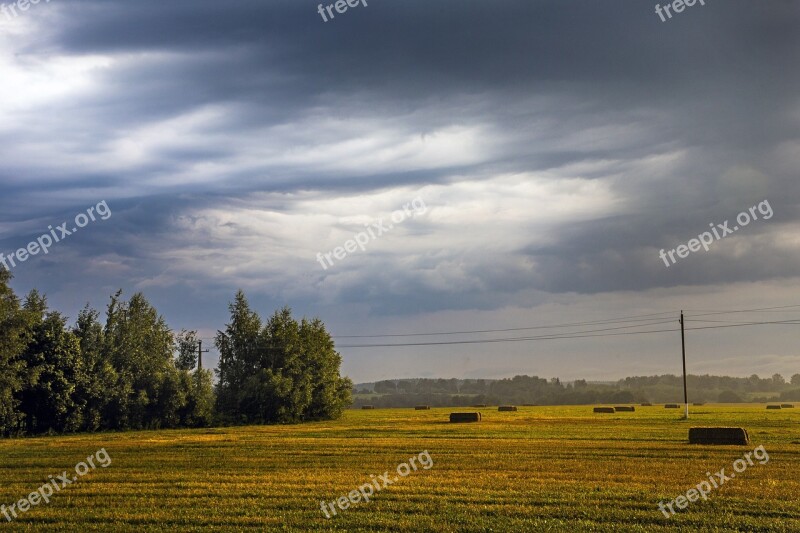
664 404 680 409
641 403 653 406
781 404 794 408
689 427 750 445
614 406 635 412
471 404 487 408
498 406 518 412
361 405 376 410
414 405 431 410
450 412 481 423
593 407 615 413
767 405 782 410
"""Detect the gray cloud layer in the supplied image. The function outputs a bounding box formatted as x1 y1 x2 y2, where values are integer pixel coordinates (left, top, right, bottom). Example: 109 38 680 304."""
1 0 799 381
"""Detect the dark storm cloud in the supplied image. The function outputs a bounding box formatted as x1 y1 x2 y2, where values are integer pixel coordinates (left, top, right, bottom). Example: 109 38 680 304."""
1 0 799 323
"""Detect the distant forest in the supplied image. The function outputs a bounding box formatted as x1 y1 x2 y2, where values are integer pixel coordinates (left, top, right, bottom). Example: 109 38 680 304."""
352 374 800 408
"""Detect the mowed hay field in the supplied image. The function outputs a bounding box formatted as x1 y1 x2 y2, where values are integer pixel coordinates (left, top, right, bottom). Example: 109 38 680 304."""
1 405 798 532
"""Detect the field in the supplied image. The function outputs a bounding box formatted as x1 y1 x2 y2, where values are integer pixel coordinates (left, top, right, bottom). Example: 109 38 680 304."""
1 405 798 532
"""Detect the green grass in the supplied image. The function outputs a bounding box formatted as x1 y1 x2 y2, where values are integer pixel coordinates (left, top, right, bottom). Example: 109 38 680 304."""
0 404 798 532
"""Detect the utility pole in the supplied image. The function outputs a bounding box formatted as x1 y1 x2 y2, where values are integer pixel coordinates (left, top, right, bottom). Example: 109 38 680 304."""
680 310 688 419
198 340 209 371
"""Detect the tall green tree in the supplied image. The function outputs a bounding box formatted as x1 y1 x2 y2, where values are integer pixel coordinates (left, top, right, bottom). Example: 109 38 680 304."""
0 270 27 436
301 318 352 420
17 291 84 434
103 291 182 429
215 290 262 421
72 305 117 432
257 307 312 422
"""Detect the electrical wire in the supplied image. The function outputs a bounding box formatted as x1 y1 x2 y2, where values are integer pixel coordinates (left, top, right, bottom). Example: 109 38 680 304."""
338 318 800 348
333 310 678 339
684 304 800 317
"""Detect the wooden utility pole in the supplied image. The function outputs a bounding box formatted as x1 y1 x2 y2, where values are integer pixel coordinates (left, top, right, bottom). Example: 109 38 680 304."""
680 310 688 419
198 340 209 371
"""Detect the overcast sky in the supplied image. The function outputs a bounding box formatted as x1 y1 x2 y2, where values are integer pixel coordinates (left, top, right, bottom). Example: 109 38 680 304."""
1 0 799 383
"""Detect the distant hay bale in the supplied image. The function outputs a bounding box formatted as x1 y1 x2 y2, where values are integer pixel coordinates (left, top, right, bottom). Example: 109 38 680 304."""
641 403 653 406
361 405 375 410
450 412 481 423
614 406 635 412
767 405 782 410
593 407 615 413
522 403 538 407
665 404 680 409
781 404 794 408
498 406 518 412
693 403 705 406
414 405 431 410
471 404 487 408
689 427 750 445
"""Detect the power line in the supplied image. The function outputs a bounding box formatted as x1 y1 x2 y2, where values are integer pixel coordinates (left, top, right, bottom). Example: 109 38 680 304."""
339 319 679 348
333 310 678 339
337 318 800 348
687 319 800 329
338 327 679 348
687 317 800 324
684 304 800 317
334 304 800 340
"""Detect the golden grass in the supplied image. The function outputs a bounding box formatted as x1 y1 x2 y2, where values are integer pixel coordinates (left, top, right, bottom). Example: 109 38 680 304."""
0 405 798 532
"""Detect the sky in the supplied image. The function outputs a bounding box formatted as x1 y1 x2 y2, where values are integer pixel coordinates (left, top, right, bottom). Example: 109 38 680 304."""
1 0 799 383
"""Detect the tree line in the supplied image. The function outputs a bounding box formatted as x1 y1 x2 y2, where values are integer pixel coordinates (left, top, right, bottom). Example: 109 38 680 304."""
355 373 800 407
0 270 351 437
